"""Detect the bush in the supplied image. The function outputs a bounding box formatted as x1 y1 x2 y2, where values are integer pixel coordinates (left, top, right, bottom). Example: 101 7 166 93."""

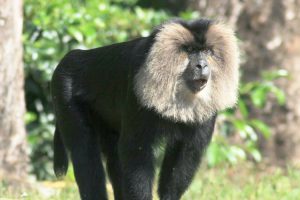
207 70 287 167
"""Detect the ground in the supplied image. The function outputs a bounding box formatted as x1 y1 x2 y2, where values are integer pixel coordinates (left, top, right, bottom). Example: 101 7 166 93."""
1 163 299 200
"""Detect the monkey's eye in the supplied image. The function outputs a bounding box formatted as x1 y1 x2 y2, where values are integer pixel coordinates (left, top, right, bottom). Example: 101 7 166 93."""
187 46 194 52
184 46 196 53
204 49 213 55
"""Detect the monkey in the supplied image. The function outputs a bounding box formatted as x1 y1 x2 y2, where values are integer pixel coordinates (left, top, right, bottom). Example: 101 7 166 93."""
51 18 239 200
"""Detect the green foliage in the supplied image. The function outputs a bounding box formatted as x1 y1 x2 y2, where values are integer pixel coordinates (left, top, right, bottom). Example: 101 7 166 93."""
206 70 287 167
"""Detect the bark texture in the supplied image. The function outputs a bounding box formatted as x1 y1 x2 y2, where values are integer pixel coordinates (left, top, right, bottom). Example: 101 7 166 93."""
0 0 28 187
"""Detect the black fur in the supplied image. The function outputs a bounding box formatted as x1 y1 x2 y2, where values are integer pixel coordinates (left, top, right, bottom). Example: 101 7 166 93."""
53 127 68 177
52 19 215 200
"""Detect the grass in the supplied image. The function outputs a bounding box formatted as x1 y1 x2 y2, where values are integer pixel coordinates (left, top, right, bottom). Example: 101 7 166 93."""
182 164 300 200
1 164 299 200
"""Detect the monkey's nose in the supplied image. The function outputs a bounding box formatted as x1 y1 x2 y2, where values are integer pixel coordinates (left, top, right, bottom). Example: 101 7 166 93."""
201 65 210 78
196 60 210 78
196 60 208 70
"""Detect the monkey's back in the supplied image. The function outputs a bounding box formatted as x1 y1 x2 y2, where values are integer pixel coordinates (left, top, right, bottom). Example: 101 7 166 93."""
51 37 152 131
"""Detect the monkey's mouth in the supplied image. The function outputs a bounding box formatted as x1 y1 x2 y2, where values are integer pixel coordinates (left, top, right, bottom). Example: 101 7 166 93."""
194 78 208 88
187 78 208 93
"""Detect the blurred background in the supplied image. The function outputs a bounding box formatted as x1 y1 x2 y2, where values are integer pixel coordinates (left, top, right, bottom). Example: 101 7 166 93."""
0 0 300 199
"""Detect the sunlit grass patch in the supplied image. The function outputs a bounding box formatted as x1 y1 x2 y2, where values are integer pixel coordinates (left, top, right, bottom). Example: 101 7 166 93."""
1 164 299 200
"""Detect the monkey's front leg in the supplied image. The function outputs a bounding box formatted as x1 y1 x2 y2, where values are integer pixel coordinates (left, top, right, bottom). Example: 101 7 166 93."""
118 115 157 200
158 116 216 200
158 140 202 200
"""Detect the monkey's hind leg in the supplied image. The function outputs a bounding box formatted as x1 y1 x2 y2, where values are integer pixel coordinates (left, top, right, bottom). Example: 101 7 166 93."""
55 100 108 200
99 129 123 200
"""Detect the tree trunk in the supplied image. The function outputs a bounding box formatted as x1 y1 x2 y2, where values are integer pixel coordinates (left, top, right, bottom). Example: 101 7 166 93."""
0 0 28 188
189 0 300 165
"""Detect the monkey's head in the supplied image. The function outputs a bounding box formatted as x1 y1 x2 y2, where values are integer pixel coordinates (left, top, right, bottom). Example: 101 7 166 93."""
135 19 240 123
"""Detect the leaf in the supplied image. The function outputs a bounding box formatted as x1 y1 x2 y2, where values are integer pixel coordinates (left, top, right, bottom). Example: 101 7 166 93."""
238 100 249 118
250 119 271 139
206 142 225 167
250 86 268 108
68 27 83 42
25 112 37 124
230 146 246 160
270 86 286 105
250 149 262 162
262 69 289 81
239 82 257 94
245 125 258 141
232 120 247 139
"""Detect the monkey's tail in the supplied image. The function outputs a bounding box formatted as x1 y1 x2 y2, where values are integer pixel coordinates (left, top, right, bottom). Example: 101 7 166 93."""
53 127 69 178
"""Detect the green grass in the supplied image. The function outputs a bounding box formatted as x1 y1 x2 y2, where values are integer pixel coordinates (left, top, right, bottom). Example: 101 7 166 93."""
1 164 299 200
182 165 300 200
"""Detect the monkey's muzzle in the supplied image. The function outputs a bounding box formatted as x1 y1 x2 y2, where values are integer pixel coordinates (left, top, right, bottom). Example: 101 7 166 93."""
186 65 210 93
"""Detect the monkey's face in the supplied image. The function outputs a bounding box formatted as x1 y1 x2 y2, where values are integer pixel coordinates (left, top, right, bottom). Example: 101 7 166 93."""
135 19 240 123
182 48 211 93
